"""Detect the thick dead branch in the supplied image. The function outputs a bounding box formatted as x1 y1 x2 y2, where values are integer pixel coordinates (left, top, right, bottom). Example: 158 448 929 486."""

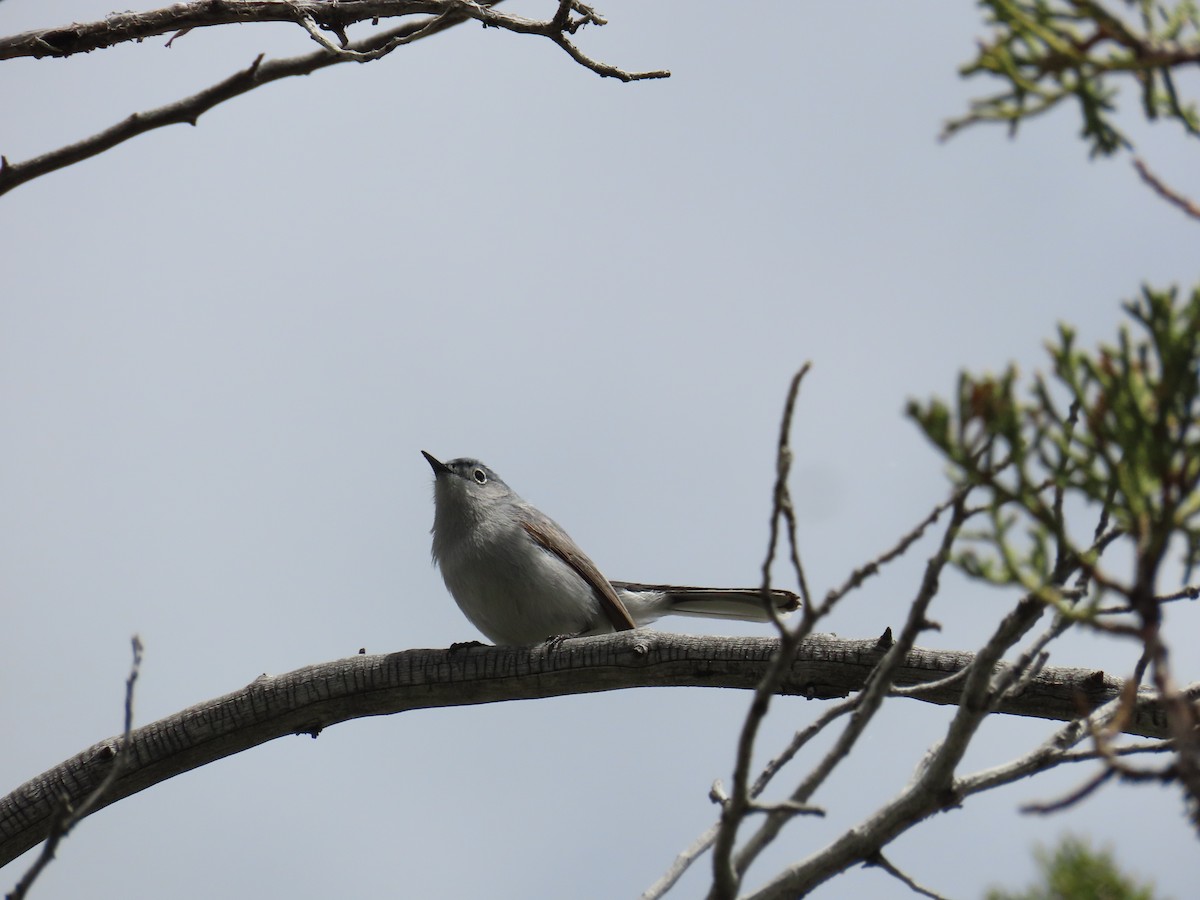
1 1 434 58
0 0 632 62
0 631 1177 868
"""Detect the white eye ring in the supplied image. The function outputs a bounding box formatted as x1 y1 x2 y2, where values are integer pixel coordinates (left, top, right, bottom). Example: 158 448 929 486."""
473 469 487 484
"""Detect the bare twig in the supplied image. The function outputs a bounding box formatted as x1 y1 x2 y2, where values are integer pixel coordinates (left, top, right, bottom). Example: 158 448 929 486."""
1155 583 1200 603
762 364 814 609
1133 157 1200 222
824 488 969 607
710 364 813 899
643 696 858 900
7 636 143 900
295 10 453 59
889 664 971 698
864 852 951 900
1020 768 1116 814
738 603 1046 898
738 474 1124 899
696 480 974 894
732 494 973 884
749 695 862 797
746 800 825 817
643 822 721 900
955 670 1176 806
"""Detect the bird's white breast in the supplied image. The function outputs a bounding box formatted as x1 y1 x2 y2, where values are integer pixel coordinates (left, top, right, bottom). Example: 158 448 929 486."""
434 511 602 644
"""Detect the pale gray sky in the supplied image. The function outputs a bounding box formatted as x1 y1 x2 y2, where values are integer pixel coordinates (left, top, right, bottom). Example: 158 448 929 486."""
3 1 1198 897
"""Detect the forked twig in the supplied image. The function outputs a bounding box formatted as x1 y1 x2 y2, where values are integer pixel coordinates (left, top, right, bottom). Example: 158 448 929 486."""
7 637 144 900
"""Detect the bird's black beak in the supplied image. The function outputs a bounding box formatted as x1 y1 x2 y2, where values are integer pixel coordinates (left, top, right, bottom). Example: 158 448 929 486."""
422 450 452 476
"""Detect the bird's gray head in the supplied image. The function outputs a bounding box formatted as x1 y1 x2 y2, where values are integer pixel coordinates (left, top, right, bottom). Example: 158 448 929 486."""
421 451 518 532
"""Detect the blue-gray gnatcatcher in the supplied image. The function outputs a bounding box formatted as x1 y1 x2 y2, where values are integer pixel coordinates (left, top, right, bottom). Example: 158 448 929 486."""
422 451 799 645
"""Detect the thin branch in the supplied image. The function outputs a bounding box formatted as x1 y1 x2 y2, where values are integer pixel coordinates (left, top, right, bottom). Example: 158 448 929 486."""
1002 649 1050 699
864 852 952 900
823 486 969 607
993 605 1077 707
741 512 1113 900
732 494 973 883
295 9 455 59
763 364 814 609
746 801 825 817
1020 768 1115 814
889 664 971 698
692 481 973 896
6 636 143 900
710 364 813 900
643 823 721 900
643 696 859 900
546 21 664 82
954 685 1176 802
1155 583 1200 604
1132 156 1200 221
749 695 863 797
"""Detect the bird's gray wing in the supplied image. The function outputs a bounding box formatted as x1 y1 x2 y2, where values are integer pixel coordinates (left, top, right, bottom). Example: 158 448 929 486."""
521 519 637 632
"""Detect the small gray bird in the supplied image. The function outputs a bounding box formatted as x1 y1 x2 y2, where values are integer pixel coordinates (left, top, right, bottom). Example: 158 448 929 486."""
422 451 799 645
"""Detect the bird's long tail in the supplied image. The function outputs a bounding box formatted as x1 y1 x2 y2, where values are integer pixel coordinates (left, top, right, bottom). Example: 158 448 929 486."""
611 582 800 624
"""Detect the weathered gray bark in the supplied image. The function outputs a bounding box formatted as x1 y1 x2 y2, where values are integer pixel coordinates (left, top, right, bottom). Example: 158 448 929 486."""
0 631 1162 867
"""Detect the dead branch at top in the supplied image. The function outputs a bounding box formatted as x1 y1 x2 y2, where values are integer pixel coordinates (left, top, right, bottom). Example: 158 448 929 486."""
0 0 668 197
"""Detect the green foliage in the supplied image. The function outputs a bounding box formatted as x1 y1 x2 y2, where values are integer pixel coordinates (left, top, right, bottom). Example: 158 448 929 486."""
907 285 1200 610
985 834 1163 899
944 0 1200 157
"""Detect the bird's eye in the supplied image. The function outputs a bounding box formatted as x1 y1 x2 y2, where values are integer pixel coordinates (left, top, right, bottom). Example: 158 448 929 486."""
473 469 487 484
